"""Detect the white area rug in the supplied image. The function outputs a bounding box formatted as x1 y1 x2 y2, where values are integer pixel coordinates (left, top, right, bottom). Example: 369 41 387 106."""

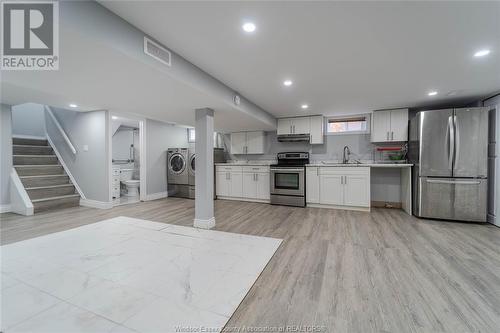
1 217 282 332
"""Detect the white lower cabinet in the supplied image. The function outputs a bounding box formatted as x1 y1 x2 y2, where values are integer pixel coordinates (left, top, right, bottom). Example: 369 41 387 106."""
216 165 270 202
306 166 370 210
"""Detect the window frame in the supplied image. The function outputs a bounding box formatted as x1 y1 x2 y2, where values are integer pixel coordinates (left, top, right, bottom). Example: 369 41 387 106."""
325 114 371 136
187 128 195 143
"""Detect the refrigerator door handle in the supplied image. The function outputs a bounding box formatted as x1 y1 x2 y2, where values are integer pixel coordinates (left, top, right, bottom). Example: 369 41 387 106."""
426 179 481 185
454 114 460 167
448 116 455 171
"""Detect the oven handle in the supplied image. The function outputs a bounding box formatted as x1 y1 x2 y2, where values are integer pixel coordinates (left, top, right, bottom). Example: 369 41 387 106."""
270 168 304 172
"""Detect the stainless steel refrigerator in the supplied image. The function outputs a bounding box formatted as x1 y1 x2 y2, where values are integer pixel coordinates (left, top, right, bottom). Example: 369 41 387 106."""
409 107 489 222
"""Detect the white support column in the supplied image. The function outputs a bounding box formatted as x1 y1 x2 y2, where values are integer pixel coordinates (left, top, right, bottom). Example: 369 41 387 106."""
194 108 215 229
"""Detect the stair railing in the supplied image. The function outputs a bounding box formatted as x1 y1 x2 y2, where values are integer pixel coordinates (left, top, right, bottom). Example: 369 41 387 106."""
44 105 77 155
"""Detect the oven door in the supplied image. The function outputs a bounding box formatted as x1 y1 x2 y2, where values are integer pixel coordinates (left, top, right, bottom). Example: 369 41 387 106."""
270 168 304 196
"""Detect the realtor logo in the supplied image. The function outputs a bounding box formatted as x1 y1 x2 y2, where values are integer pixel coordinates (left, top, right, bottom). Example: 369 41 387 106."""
1 1 59 70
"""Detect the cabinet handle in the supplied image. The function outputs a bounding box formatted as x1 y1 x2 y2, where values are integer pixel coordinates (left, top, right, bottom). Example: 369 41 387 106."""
256 173 258 181
344 176 347 184
391 131 394 140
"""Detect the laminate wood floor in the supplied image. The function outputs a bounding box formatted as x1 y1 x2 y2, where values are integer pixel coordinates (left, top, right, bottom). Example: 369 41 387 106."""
2 198 500 332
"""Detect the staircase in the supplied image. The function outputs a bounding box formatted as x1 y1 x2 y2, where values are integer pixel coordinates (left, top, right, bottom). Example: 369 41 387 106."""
13 138 80 213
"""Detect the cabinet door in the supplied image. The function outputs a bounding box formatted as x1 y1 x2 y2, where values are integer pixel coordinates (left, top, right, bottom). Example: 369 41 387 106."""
319 174 343 205
344 175 370 207
306 167 320 203
246 131 265 154
390 109 408 142
309 116 324 144
277 119 292 135
216 172 229 197
292 117 310 134
371 110 391 142
230 132 247 154
256 173 270 200
230 172 243 198
242 173 257 199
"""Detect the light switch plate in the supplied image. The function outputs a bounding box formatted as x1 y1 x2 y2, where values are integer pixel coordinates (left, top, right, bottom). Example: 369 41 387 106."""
83 145 89 152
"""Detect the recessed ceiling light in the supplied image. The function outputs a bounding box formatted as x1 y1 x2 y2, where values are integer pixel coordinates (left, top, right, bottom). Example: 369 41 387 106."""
428 91 438 96
474 49 490 57
112 116 118 120
301 104 309 109
283 80 293 86
242 22 256 33
69 103 78 108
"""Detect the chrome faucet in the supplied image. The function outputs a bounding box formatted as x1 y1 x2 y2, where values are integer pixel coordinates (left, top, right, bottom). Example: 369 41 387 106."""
342 146 351 164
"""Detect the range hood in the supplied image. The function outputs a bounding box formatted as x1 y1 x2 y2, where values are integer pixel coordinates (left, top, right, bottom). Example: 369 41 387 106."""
277 134 310 142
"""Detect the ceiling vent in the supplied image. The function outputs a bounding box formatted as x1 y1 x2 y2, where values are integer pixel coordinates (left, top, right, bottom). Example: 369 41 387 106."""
144 37 171 67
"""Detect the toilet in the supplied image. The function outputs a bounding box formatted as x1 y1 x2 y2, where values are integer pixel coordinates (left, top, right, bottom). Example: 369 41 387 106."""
120 168 140 197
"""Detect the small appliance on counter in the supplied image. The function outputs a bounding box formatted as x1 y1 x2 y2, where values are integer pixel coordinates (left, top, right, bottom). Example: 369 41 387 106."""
270 152 309 207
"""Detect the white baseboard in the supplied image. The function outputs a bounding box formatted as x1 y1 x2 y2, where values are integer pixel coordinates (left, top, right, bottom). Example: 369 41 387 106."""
0 204 12 213
194 217 215 229
12 134 47 140
80 199 113 210
144 191 168 201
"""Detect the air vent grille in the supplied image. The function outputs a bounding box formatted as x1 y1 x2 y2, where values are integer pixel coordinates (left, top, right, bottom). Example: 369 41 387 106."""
144 37 171 67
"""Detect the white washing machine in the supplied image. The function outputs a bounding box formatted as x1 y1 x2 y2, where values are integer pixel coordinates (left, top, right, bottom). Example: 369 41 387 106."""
167 148 189 197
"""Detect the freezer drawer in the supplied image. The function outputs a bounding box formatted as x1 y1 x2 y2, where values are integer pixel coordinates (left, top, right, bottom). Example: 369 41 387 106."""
418 177 487 222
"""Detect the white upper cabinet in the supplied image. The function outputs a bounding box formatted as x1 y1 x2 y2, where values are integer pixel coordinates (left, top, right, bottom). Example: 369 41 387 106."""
276 116 324 144
309 116 324 144
371 108 408 142
230 131 265 154
293 117 310 134
230 132 247 154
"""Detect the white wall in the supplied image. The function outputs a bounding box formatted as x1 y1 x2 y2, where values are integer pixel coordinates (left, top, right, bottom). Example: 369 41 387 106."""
11 103 46 138
47 107 109 202
112 127 137 161
0 104 12 210
146 119 188 195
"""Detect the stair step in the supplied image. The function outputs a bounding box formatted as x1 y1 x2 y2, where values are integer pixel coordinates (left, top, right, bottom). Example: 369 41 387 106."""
26 184 76 200
14 155 59 165
13 145 54 155
32 194 80 213
20 174 70 187
12 138 48 146
15 165 64 176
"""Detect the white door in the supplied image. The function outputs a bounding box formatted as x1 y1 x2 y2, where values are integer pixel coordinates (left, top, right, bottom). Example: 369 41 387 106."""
230 171 243 198
246 131 265 154
292 117 310 134
256 172 270 200
231 132 247 154
343 175 370 207
306 167 320 203
242 173 257 199
277 119 292 135
371 110 391 142
390 109 408 142
216 171 230 197
319 174 343 205
309 116 324 144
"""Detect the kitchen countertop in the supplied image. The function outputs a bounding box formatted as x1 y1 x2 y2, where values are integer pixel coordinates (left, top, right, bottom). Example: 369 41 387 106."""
215 161 275 166
306 162 413 168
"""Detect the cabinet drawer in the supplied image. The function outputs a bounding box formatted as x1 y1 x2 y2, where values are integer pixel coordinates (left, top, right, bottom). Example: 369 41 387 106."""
216 165 243 173
242 166 269 173
112 169 121 176
112 176 120 184
319 167 369 175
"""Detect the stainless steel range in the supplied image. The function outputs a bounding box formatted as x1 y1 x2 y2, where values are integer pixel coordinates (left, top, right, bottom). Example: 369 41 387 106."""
270 152 309 207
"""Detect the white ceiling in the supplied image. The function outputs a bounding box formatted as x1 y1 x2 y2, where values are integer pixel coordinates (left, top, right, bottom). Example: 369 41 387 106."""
1 22 274 132
101 0 500 117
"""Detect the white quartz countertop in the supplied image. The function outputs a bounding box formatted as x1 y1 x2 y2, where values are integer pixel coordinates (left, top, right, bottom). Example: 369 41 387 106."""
306 162 413 168
215 161 275 166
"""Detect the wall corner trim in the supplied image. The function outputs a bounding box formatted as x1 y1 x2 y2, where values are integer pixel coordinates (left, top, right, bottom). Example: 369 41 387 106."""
194 217 215 229
80 199 113 209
